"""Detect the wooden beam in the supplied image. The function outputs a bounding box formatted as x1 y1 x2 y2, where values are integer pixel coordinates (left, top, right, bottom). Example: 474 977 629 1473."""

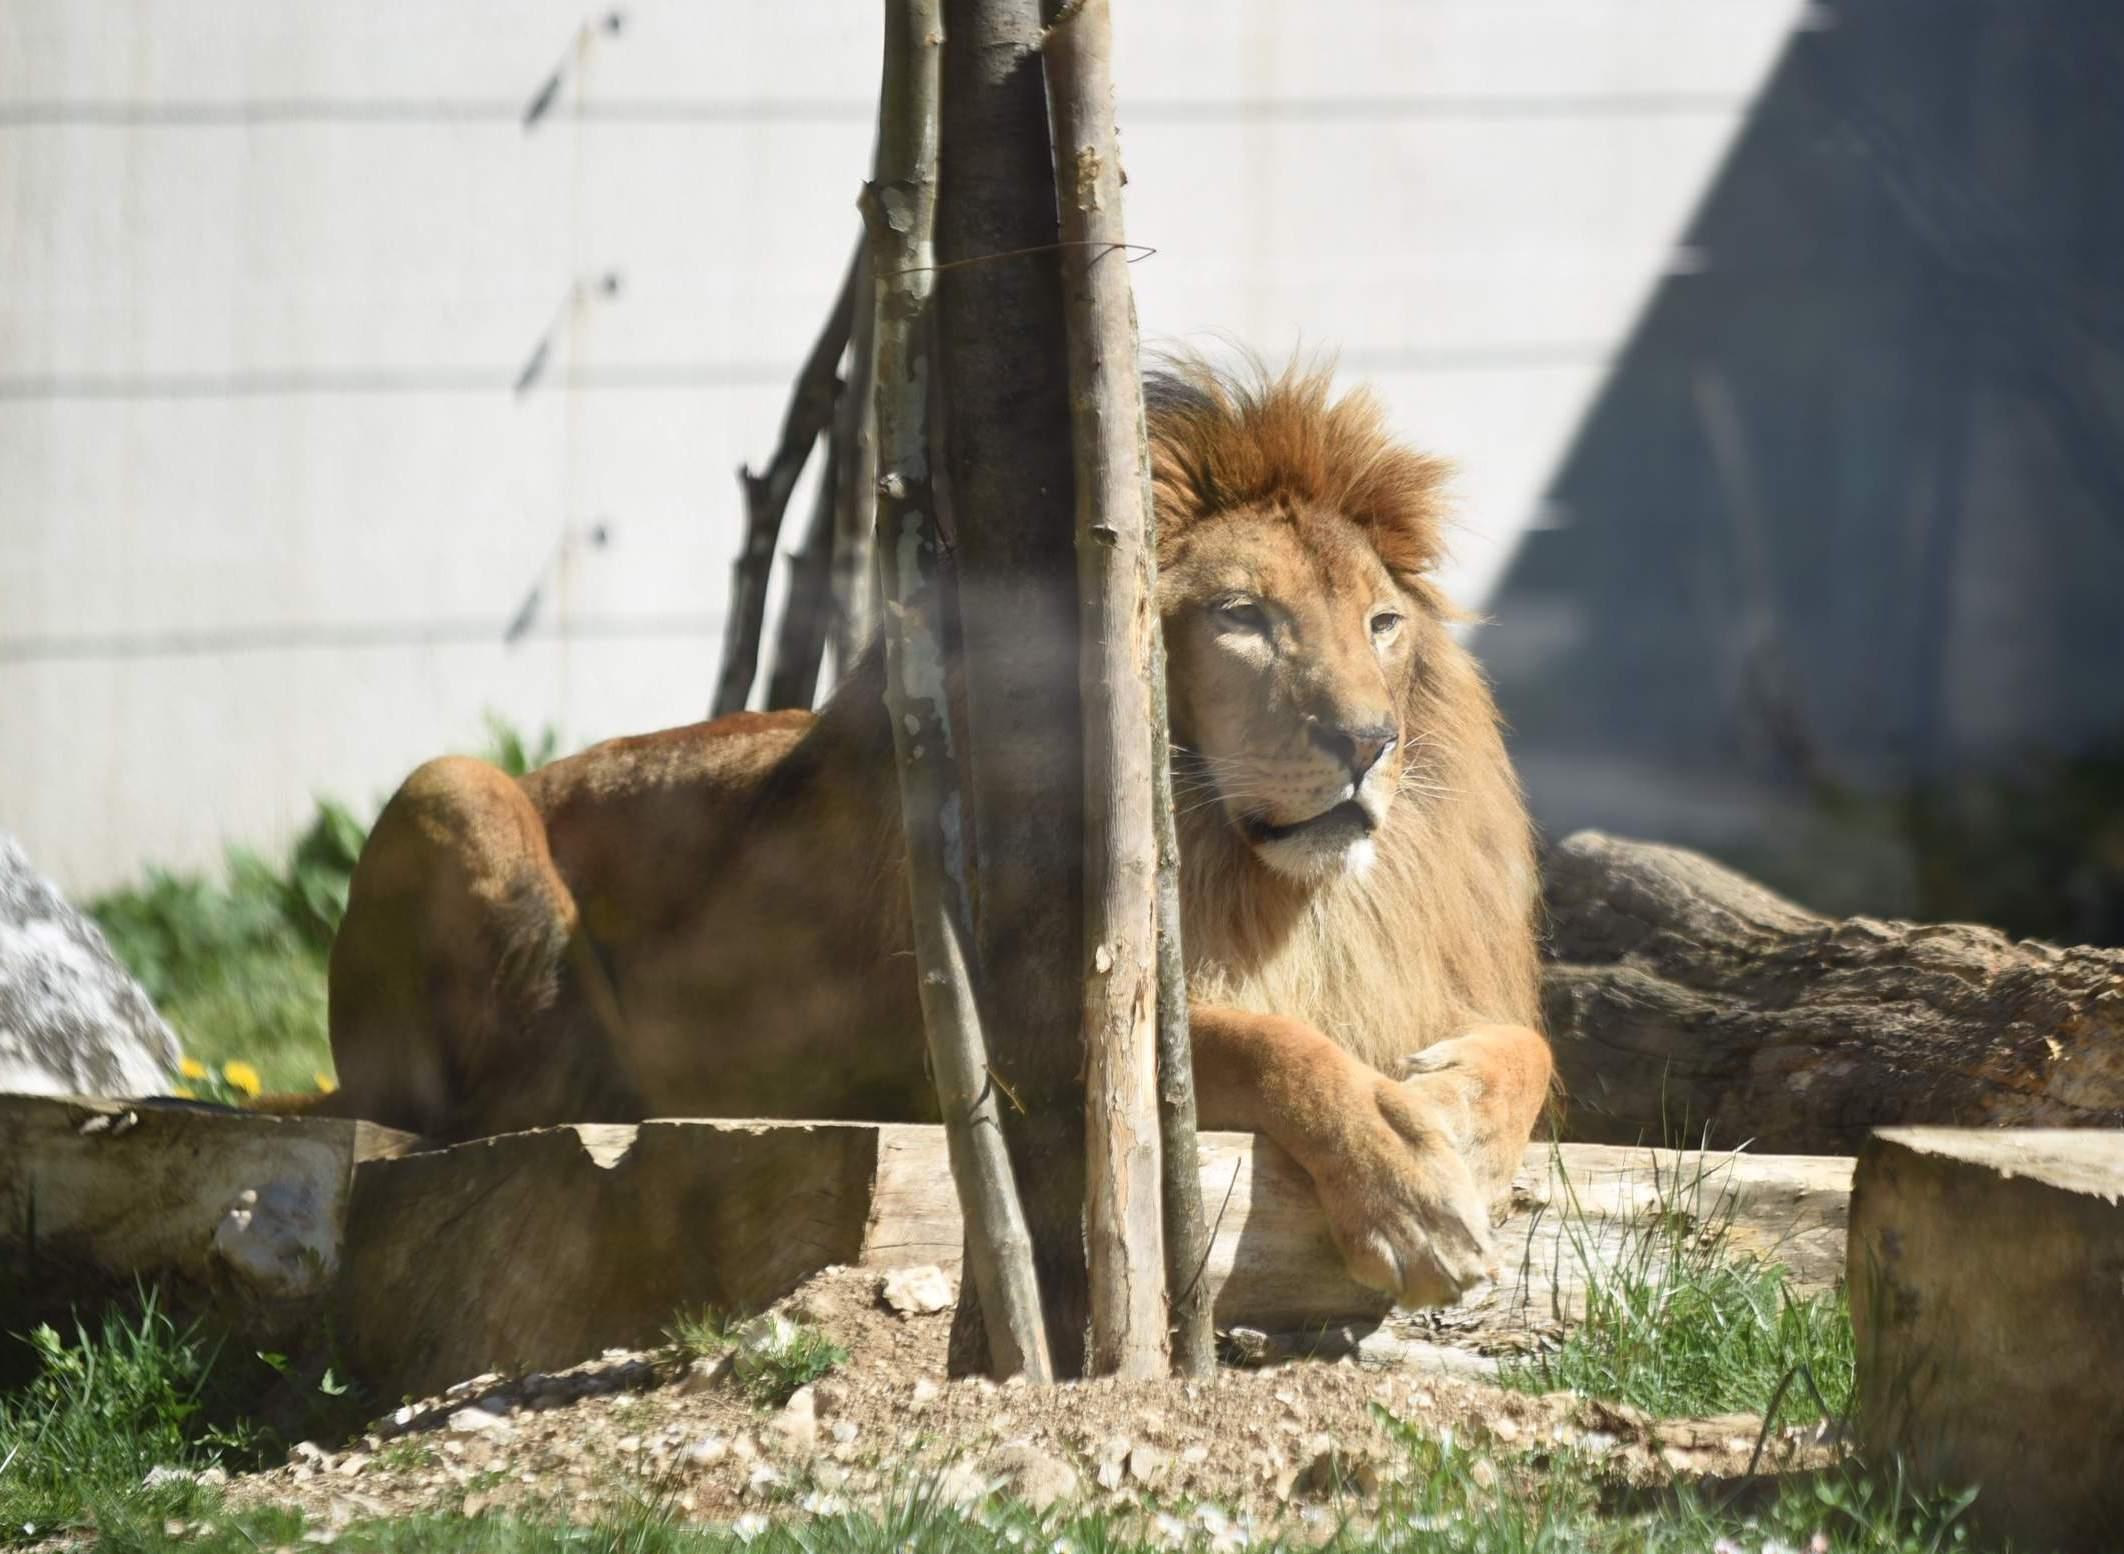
0 1095 414 1337
335 1121 1849 1397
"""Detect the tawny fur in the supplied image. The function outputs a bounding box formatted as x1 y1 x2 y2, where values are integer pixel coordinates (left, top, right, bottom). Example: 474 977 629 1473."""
312 360 1551 1312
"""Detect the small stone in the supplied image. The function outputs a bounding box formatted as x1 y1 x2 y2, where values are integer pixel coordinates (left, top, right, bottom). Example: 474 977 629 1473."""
678 1353 733 1395
1181 1445 1210 1466
448 1405 512 1436
910 1377 941 1407
880 1264 956 1316
685 1436 727 1467
1127 1444 1170 1485
1489 1415 1520 1443
772 1386 819 1455
936 1460 991 1509
461 1493 490 1517
334 1453 370 1477
985 1442 1079 1512
831 1420 860 1445
616 1435 641 1454
1294 1440 1379 1500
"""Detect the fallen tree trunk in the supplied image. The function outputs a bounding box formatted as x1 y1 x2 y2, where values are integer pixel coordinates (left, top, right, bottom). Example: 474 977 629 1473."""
1541 830 2124 1153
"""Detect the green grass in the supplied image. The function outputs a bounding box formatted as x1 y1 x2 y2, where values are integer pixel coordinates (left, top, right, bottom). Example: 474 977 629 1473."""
86 716 565 1096
75 1441 1987 1554
1502 1147 1857 1425
0 1290 1986 1554
665 1310 848 1407
0 1294 257 1544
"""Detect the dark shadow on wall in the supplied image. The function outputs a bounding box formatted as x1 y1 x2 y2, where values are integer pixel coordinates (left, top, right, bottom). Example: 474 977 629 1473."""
1473 0 2124 946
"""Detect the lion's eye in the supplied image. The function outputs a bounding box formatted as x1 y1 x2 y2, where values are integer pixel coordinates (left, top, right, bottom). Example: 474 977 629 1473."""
1370 611 1405 637
1216 598 1271 634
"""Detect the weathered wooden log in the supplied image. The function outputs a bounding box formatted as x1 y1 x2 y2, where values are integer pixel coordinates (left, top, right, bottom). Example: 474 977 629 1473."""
1541 830 2124 1153
1850 1127 2124 1554
336 1120 1849 1398
0 1095 414 1338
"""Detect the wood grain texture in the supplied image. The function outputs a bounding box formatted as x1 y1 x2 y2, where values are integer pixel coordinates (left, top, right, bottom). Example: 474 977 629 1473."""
1541 830 2124 1152
1048 0 1167 1380
335 1119 1845 1396
862 0 1051 1382
0 1095 409 1335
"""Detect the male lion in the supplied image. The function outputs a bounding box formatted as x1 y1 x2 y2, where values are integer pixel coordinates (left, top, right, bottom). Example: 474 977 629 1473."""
322 363 1551 1310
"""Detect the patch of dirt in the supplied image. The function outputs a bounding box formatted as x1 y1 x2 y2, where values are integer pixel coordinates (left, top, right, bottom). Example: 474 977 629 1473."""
224 1266 1837 1538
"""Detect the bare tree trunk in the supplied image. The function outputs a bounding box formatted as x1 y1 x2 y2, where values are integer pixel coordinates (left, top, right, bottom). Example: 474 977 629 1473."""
1045 0 1166 1380
830 240 882 675
864 0 1053 1382
713 245 859 717
936 0 1090 1375
1541 830 2124 1152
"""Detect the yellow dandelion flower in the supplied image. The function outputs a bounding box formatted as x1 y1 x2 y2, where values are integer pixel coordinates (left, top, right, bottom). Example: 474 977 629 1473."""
313 1071 339 1095
170 1085 197 1099
221 1060 263 1098
179 1056 208 1081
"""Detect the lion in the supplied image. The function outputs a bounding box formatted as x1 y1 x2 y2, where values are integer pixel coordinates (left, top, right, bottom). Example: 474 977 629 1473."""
318 361 1552 1312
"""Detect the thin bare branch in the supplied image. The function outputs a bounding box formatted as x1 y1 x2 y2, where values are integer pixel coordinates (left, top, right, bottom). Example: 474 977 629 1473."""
713 242 860 716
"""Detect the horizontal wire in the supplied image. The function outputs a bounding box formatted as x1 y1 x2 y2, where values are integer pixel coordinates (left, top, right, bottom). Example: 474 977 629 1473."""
0 344 1617 404
0 92 1751 130
0 613 721 665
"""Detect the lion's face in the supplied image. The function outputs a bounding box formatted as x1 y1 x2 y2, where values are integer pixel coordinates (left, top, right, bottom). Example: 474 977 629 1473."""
1162 506 1421 883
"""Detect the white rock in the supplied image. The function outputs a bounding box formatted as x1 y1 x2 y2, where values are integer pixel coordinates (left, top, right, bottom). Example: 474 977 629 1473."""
771 1386 819 1455
879 1264 957 1316
685 1436 728 1467
447 1405 512 1436
910 1377 941 1407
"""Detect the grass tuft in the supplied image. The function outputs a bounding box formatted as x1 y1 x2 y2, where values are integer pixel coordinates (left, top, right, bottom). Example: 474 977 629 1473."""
1501 1146 1856 1424
664 1310 847 1408
0 1292 255 1544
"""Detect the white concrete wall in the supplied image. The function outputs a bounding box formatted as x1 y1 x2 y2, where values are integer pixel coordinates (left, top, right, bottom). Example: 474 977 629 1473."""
0 0 1803 892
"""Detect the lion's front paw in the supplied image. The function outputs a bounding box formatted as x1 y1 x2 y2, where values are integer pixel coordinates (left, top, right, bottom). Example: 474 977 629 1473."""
1313 1076 1497 1309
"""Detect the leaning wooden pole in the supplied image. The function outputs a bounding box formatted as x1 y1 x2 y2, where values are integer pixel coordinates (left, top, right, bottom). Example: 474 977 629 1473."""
865 0 1054 1382
1047 0 1170 1379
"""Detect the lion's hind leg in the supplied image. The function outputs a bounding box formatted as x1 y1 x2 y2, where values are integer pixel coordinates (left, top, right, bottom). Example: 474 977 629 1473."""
326 755 591 1140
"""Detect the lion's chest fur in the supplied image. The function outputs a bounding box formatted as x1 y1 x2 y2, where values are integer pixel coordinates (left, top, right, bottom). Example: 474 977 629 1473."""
1179 794 1539 1074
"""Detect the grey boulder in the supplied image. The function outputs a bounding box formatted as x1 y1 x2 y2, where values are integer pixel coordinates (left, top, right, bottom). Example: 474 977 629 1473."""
0 833 179 1096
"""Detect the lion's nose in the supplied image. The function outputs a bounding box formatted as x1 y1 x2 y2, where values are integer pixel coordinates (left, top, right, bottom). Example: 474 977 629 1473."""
1310 720 1397 780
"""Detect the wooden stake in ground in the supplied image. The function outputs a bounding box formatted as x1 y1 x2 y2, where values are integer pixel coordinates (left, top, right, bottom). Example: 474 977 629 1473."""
936 0 1091 1375
713 244 859 717
1045 0 1170 1380
863 0 1053 1382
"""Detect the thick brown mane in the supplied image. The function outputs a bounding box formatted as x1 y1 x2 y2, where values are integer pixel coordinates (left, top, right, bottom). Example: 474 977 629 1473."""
1145 362 1541 1072
1145 359 1454 586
